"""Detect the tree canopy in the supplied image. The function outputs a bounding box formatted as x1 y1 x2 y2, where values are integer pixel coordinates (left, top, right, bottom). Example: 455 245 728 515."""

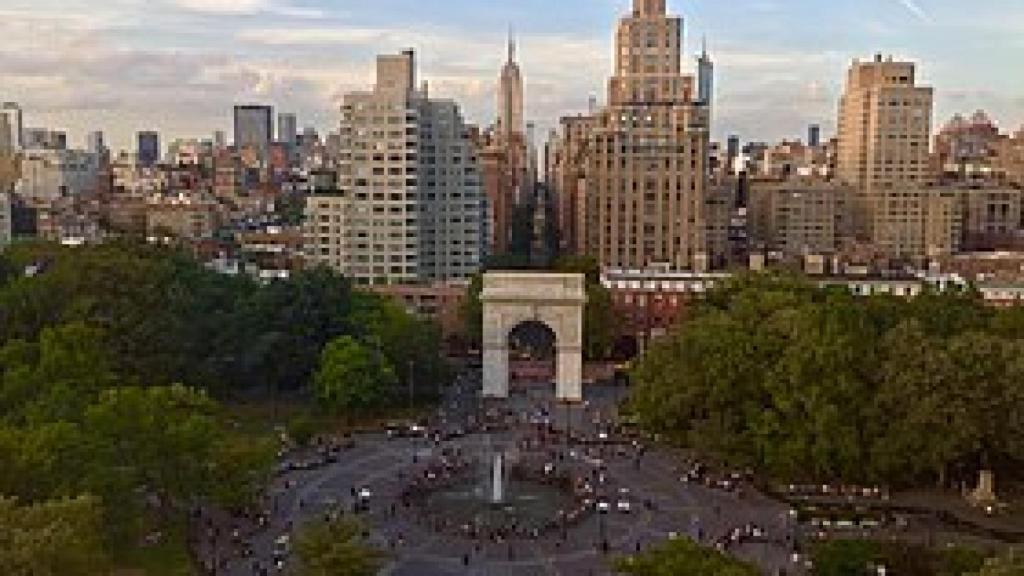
628 271 1024 486
0 241 447 567
295 517 383 576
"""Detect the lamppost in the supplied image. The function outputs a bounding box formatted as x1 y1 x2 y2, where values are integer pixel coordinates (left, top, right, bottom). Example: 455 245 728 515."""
407 359 415 413
597 500 610 553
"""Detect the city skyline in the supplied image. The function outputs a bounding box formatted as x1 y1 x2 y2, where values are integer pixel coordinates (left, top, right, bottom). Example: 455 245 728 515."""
1 0 1022 151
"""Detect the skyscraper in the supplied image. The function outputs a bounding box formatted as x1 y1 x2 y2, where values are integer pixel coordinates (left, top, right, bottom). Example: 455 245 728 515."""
278 112 298 147
304 50 483 285
837 54 934 240
697 36 714 108
87 131 106 156
137 131 160 167
808 124 821 148
497 31 525 143
233 105 274 151
582 0 713 271
0 103 22 152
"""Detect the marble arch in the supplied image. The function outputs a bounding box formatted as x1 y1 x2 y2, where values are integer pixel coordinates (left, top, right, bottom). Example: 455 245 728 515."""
481 272 586 402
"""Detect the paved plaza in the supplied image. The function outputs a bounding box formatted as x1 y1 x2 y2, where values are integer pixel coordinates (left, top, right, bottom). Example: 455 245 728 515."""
194 372 807 575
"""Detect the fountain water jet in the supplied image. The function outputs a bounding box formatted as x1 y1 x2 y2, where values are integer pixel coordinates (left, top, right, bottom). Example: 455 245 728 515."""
492 452 505 505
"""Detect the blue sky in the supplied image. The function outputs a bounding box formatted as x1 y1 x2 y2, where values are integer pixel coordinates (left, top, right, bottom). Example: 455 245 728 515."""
0 0 1021 151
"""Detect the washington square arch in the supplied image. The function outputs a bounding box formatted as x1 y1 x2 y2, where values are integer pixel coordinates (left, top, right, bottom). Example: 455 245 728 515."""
481 272 586 402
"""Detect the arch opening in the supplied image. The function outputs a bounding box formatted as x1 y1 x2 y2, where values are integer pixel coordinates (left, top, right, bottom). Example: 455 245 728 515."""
508 320 556 386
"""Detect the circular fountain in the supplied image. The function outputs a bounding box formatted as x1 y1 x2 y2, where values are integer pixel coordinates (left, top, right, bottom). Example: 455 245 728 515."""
410 438 584 539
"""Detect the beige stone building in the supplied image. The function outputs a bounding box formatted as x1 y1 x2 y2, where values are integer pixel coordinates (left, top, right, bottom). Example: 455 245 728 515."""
579 0 711 271
748 178 852 261
873 186 962 261
837 55 934 241
955 184 1022 250
994 129 1024 187
146 201 220 241
547 114 596 256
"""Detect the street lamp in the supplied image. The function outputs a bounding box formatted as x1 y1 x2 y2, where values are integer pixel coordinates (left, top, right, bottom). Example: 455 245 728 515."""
407 359 415 413
597 500 610 553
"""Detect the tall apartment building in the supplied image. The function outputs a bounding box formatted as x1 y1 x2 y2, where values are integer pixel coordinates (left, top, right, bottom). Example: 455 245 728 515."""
836 54 934 240
548 114 596 256
304 50 483 285
475 128 514 256
582 0 712 271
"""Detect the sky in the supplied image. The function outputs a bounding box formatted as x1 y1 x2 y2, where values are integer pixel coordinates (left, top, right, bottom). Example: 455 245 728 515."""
1 0 1022 151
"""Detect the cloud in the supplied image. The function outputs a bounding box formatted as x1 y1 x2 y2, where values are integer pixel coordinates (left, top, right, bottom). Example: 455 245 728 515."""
895 0 931 23
171 0 324 18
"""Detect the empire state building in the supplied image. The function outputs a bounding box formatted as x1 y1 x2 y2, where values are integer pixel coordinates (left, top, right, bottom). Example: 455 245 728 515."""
497 33 525 142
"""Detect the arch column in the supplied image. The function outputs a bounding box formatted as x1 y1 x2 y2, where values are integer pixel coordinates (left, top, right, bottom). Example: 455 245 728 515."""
556 345 583 402
482 343 510 399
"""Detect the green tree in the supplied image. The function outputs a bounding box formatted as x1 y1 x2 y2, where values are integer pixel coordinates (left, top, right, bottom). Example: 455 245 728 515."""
295 518 383 576
350 292 449 404
314 336 398 414
82 385 220 518
615 538 759 576
0 322 119 425
968 549 1024 576
0 495 111 576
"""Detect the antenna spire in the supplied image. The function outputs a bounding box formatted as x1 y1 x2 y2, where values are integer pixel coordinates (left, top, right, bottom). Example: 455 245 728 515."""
507 25 516 62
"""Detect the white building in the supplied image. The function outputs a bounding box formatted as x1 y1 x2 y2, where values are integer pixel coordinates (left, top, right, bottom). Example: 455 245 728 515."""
304 50 483 285
16 149 99 204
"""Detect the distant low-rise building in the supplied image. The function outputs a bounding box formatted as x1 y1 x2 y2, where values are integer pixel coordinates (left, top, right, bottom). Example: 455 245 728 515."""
873 186 963 262
35 197 103 245
365 281 469 342
146 199 220 241
748 178 853 262
16 149 99 204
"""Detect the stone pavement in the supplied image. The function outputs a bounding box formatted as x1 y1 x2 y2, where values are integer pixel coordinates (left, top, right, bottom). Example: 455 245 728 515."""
194 375 808 575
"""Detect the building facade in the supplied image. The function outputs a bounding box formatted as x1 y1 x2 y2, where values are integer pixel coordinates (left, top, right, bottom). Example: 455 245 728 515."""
873 186 963 261
748 178 853 261
234 105 274 152
16 149 99 204
0 103 22 153
137 131 160 167
580 0 712 271
836 54 934 241
304 50 483 285
277 113 298 147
